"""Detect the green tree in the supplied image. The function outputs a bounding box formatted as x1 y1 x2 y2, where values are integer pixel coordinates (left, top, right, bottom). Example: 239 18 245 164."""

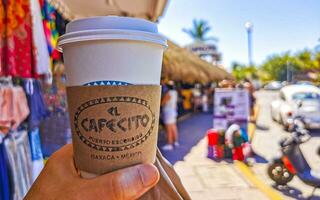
260 50 319 82
183 19 218 42
315 52 320 67
231 62 257 81
260 53 301 81
295 50 318 69
315 38 320 52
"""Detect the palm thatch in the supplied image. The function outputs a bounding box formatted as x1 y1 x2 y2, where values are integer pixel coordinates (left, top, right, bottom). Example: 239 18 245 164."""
162 40 233 84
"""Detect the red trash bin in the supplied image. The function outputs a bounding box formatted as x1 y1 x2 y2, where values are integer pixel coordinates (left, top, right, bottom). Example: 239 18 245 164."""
232 146 244 161
207 129 219 146
207 129 219 159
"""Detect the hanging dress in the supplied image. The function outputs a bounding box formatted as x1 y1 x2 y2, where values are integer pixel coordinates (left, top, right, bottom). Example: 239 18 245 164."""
2 0 38 78
30 0 51 75
40 0 60 70
0 0 5 76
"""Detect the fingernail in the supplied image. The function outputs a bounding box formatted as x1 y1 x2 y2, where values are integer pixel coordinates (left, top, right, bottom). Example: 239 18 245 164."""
138 164 159 187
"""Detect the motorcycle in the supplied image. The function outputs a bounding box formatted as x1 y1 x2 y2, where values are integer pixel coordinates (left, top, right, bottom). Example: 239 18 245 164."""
268 116 320 194
286 114 306 132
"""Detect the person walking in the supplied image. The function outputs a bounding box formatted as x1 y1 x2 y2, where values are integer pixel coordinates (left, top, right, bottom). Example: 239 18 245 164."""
243 78 256 117
161 81 179 151
181 86 192 113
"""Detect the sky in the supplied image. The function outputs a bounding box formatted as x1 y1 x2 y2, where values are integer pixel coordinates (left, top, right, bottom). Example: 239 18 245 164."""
158 0 320 69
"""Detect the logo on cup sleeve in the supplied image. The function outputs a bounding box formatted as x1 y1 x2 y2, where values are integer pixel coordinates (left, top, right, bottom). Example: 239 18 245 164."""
73 96 155 152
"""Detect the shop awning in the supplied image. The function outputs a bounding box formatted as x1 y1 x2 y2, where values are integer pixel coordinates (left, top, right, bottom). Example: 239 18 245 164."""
163 41 233 84
48 0 168 21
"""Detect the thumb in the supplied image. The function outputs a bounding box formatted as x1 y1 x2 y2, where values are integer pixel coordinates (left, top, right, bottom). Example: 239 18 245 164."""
84 164 160 200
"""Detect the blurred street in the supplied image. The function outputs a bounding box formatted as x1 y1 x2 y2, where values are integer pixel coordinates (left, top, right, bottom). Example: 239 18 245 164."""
159 90 320 200
252 90 320 199
159 113 270 200
2 0 320 199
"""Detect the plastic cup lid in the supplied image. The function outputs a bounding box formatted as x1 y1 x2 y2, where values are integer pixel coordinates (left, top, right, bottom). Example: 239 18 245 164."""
58 16 167 50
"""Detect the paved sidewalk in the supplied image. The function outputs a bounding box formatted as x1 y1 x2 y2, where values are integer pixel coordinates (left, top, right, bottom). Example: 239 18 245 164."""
174 138 269 200
159 113 270 200
158 112 213 164
251 91 320 199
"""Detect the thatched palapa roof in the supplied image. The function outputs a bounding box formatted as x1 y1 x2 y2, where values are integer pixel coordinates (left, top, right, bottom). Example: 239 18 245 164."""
162 41 233 84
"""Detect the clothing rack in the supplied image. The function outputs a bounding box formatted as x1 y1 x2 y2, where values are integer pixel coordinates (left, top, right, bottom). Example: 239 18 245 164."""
0 0 68 198
0 76 47 200
0 76 13 86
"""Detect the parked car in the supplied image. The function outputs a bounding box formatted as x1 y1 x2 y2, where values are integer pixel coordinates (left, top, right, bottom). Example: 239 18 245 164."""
295 81 314 86
271 84 320 130
264 81 283 90
252 80 261 90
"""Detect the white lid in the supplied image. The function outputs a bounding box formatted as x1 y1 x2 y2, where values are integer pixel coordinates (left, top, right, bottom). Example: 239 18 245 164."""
58 16 167 50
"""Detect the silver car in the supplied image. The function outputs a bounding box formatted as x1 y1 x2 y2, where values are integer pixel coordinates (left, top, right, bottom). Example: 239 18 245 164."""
271 84 320 129
264 81 283 90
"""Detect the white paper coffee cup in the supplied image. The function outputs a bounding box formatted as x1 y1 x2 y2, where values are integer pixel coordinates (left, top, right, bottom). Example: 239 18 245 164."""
58 16 167 86
58 16 167 178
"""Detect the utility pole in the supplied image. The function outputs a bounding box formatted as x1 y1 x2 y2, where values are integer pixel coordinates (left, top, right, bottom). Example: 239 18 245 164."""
245 22 253 67
286 61 291 83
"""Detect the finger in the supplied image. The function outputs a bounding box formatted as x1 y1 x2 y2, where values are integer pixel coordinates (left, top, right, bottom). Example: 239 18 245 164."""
84 164 159 200
46 144 78 176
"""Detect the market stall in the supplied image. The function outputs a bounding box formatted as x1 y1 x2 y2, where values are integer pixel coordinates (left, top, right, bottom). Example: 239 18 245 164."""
207 88 253 162
0 1 234 199
0 1 70 199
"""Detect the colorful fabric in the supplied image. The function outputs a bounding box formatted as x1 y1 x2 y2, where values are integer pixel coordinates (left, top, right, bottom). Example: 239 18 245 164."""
42 65 68 114
207 146 215 159
242 142 252 158
207 129 219 146
22 79 48 130
232 146 244 161
0 0 5 76
217 130 225 145
1 0 64 77
1 0 38 78
40 0 60 63
28 128 43 161
28 128 44 181
216 145 224 159
223 146 233 159
233 134 244 147
181 89 192 110
5 130 33 199
225 124 240 147
0 140 10 200
40 113 72 157
0 86 30 132
240 127 249 142
30 0 51 75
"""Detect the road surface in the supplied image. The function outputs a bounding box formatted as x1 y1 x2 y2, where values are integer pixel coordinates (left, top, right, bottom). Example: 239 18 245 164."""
252 90 320 199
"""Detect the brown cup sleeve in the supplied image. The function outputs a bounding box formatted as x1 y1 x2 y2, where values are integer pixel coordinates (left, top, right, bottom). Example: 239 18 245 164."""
66 85 161 174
